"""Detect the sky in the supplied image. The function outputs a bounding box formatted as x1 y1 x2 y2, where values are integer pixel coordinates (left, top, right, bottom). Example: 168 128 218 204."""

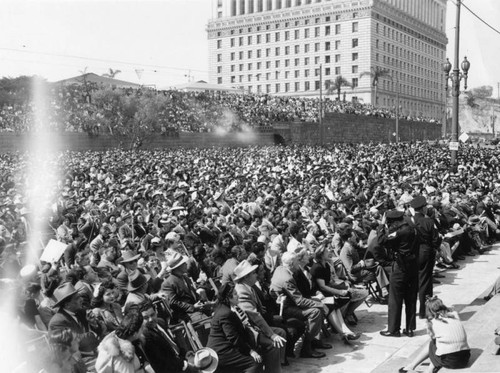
0 0 499 92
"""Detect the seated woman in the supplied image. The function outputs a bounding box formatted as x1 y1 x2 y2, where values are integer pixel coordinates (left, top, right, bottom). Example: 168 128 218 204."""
309 245 361 345
399 296 470 373
91 280 123 333
207 283 263 373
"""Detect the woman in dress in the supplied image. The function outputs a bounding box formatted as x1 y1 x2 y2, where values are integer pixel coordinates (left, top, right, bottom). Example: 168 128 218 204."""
91 280 123 333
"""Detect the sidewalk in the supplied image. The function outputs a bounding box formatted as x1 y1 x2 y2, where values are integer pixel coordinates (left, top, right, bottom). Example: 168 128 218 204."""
282 244 500 373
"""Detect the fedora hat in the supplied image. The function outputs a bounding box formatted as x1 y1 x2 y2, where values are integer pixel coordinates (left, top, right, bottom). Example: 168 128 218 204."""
127 270 151 292
166 252 188 271
120 250 141 263
53 282 79 307
233 260 258 282
191 347 218 373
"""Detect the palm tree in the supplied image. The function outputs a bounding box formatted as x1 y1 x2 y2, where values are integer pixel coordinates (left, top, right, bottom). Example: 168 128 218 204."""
359 66 391 105
326 75 351 101
102 68 122 79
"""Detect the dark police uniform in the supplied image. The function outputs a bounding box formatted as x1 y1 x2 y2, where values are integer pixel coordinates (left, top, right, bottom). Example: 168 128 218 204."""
411 196 441 318
379 210 419 334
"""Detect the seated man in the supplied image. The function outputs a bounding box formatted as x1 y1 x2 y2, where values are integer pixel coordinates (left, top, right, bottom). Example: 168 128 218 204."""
161 252 213 324
270 251 328 359
138 299 199 373
234 260 287 370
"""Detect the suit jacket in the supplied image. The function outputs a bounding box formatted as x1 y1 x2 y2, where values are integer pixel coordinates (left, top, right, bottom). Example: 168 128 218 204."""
235 283 274 338
207 304 253 361
142 322 186 373
162 273 198 321
49 308 89 334
270 265 322 310
293 267 316 298
412 212 440 251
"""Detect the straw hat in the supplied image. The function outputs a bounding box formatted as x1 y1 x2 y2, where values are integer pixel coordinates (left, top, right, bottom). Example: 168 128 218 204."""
233 260 258 282
120 251 141 263
166 252 188 271
191 347 218 373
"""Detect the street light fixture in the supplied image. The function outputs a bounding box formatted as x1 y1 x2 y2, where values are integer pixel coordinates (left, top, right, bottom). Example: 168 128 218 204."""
442 0 470 166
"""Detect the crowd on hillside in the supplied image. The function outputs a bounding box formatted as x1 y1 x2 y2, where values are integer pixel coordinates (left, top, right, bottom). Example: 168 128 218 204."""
1 142 497 372
0 85 440 135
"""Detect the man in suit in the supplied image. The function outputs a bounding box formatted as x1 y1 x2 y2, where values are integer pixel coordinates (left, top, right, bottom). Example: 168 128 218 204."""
234 260 286 371
48 282 100 355
161 252 212 323
270 252 327 359
139 299 198 373
410 195 441 318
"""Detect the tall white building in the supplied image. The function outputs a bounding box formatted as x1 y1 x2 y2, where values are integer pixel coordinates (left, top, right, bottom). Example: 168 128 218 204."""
207 0 448 119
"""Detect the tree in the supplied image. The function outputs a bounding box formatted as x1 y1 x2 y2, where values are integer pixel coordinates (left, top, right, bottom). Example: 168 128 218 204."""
327 75 351 101
102 68 122 79
359 66 391 105
471 85 493 100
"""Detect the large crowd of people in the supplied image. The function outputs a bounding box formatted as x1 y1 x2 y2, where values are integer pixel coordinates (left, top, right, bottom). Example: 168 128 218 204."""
1 141 498 373
0 84 440 134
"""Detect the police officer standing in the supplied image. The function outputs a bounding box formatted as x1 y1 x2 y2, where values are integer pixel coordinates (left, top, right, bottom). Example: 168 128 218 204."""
410 195 441 319
379 209 419 337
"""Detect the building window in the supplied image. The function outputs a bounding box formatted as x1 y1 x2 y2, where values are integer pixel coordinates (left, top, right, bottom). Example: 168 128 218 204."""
266 72 270 80
295 58 299 66
248 74 252 82
256 62 261 69
248 35 252 45
285 83 290 92
257 49 261 58
231 76 235 83
266 33 271 42
325 67 331 75
266 61 271 69
304 28 310 38
314 42 320 52
230 38 235 47
285 46 290 55
285 71 290 78
295 82 300 91
352 77 358 87
217 54 222 62
335 24 341 34
295 29 300 39
352 65 358 73
285 59 290 67
335 40 340 49
275 47 280 56
231 65 235 72
304 57 309 65
257 35 261 44
335 66 341 75
325 41 331 51
295 70 299 78
266 84 271 93
325 55 330 63
294 45 300 54
352 22 358 32
266 48 270 57
248 50 252 58
336 15 341 21
315 27 320 37
217 40 222 49
305 81 310 91
335 54 341 62
352 38 358 48
230 52 235 61
275 32 280 41
217 66 222 73
315 80 320 90
239 64 243 71
304 44 310 53
352 53 358 61
305 70 310 77
325 25 331 35
353 12 358 18
315 56 320 64
248 63 252 70
239 37 243 46
275 60 280 68
285 30 290 40
217 77 222 84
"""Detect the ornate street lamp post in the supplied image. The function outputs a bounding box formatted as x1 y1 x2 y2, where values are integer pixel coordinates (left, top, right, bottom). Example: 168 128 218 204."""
443 0 470 166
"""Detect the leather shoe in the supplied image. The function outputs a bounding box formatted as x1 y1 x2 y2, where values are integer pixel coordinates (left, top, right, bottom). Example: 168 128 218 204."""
456 255 465 260
433 279 441 284
434 273 445 278
300 351 326 358
346 332 361 340
403 329 414 337
311 340 332 349
380 330 401 337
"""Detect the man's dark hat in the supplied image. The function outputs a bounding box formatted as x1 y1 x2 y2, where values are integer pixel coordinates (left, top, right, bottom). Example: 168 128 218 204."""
386 209 404 219
410 195 427 209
